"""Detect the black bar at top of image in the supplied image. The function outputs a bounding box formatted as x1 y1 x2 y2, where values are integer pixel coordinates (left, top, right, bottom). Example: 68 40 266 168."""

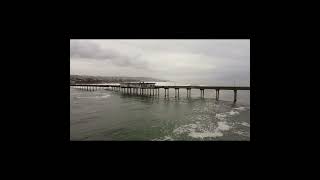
69 32 252 39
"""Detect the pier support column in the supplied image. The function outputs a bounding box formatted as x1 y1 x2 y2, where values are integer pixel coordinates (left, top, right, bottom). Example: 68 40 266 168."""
216 89 220 100
165 88 169 97
234 90 237 102
200 89 204 98
153 89 154 96
187 88 191 98
175 88 179 98
87 86 88 91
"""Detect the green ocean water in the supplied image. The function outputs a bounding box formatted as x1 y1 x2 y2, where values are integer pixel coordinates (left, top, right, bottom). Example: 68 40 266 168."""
70 83 250 141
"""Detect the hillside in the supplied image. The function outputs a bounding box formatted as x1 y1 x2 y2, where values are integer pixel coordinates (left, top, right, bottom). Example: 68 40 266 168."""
70 75 168 84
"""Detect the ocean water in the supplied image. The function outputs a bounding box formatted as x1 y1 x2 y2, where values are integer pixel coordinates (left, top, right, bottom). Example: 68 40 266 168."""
70 82 250 141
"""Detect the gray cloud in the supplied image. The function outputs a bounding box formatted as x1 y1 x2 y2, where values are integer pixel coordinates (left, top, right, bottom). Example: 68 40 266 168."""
70 40 250 85
70 40 148 69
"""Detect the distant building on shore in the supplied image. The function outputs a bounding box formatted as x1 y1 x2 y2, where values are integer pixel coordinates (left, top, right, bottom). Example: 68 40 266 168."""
120 82 156 88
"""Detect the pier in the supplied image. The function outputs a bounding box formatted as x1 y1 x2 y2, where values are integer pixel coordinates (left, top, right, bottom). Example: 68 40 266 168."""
70 83 250 102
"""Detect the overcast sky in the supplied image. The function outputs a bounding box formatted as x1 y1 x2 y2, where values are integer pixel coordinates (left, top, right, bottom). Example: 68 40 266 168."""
70 39 250 85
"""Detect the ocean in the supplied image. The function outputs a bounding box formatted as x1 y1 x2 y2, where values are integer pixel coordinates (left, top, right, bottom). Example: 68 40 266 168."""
70 82 250 141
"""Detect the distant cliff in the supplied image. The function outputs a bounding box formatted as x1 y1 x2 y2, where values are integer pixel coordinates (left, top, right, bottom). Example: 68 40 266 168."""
70 75 168 84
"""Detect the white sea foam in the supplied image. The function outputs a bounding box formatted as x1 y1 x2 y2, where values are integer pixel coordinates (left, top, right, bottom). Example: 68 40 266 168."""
215 113 227 120
189 130 223 139
234 130 249 137
233 107 247 111
173 124 197 134
228 110 240 116
215 108 242 121
153 136 174 141
217 121 231 131
100 95 111 98
77 94 110 99
240 122 250 127
173 121 232 139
